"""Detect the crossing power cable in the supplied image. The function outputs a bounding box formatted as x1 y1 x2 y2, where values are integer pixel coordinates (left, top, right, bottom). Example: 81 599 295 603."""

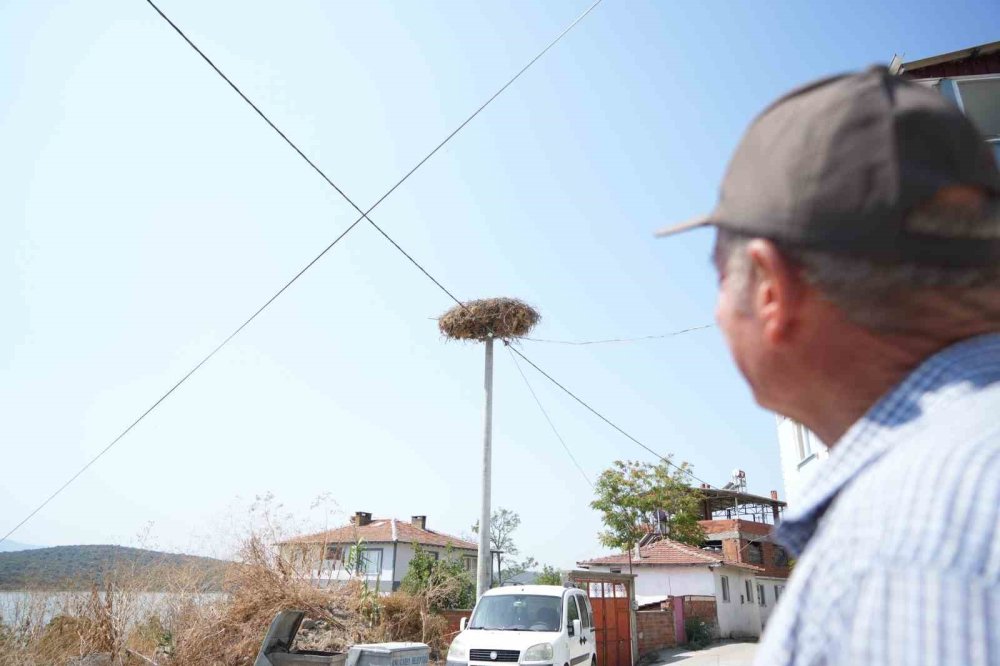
0 0 604 547
507 346 593 487
523 323 714 346
145 0 604 310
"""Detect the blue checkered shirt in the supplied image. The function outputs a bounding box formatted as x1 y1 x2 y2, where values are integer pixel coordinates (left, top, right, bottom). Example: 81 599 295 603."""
756 333 1000 665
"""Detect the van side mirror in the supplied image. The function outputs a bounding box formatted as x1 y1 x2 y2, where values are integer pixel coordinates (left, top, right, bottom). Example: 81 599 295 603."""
572 619 582 638
460 617 468 631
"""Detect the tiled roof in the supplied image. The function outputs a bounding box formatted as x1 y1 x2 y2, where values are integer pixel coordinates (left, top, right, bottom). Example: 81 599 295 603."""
578 538 762 571
281 518 478 551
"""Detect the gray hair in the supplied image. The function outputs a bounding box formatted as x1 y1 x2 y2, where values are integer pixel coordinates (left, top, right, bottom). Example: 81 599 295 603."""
714 207 1000 336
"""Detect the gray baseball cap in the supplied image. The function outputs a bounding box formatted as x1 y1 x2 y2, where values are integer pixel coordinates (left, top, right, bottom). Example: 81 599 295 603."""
656 66 1000 267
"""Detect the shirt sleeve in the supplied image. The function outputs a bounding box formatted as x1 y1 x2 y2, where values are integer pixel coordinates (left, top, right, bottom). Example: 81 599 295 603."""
844 567 1000 665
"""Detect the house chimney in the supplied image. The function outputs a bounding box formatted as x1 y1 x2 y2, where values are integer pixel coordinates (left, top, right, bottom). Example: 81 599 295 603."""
353 511 372 527
411 515 427 531
770 490 779 500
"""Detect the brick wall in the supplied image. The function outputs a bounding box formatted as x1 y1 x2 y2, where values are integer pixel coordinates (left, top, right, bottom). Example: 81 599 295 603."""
439 609 473 639
700 519 791 580
637 610 675 655
683 597 718 636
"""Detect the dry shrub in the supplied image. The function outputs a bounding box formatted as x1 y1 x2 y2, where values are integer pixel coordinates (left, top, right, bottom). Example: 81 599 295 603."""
439 298 540 341
163 533 356 666
369 594 422 643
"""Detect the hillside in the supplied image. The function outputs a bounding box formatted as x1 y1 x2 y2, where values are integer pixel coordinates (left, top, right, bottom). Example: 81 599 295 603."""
0 545 229 591
0 540 39 553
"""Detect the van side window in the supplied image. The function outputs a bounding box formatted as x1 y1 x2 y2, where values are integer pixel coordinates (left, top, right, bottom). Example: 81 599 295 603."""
566 594 580 629
577 595 592 629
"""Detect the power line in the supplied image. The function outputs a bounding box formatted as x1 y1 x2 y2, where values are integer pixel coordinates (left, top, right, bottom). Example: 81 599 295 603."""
0 221 362 547
505 343 717 489
524 324 714 346
507 346 592 487
0 1 604 547
145 0 603 309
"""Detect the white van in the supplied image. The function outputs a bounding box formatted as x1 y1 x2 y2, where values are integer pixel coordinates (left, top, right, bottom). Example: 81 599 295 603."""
447 585 596 666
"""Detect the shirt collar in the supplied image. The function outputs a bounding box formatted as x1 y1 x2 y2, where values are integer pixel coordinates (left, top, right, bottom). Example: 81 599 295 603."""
775 333 1000 555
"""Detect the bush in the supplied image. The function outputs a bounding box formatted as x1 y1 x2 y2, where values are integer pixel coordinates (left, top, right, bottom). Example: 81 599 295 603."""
684 618 712 650
400 545 475 611
535 566 561 586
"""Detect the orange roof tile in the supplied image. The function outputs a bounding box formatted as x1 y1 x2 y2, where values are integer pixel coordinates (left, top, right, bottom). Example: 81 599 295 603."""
578 538 762 572
281 518 478 551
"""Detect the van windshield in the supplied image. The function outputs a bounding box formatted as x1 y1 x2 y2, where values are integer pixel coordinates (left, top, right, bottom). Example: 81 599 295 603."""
468 594 562 632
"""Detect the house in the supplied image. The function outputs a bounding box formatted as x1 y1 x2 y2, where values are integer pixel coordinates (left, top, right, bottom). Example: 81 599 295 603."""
577 537 764 639
578 479 791 638
699 518 790 628
279 511 480 593
893 40 1000 162
776 40 1000 505
695 483 791 627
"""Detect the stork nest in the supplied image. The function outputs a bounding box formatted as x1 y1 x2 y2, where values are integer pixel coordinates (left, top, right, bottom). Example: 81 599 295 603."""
439 297 540 341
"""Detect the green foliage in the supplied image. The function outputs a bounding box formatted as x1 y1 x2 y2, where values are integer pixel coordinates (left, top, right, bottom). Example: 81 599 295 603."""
684 618 712 650
535 565 562 586
400 545 475 610
0 545 227 591
590 459 706 553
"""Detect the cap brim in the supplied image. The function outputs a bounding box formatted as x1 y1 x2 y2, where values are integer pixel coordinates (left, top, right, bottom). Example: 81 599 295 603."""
654 214 713 238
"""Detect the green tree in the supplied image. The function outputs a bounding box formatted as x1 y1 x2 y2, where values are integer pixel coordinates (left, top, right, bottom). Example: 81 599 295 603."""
400 545 475 611
590 459 705 567
535 565 562 586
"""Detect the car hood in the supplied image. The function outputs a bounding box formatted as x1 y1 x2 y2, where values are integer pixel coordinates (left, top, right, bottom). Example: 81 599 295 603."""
457 629 561 651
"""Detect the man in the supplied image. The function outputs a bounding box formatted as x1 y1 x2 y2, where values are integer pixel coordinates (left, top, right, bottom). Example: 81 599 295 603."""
657 66 1000 664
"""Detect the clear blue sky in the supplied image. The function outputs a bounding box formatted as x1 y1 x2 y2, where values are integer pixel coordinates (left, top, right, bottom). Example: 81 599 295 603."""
2 0 996 567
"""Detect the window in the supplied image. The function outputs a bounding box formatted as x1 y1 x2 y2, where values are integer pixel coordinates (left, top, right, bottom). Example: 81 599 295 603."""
566 593 580 631
357 548 382 576
773 546 789 567
795 423 815 461
757 584 766 607
746 542 763 565
957 78 1000 138
324 545 344 562
463 556 476 572
427 550 439 562
774 585 784 602
720 575 731 603
745 580 754 604
469 595 561 632
579 596 593 629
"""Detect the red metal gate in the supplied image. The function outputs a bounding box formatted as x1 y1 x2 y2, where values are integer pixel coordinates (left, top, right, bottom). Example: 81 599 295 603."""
568 573 634 666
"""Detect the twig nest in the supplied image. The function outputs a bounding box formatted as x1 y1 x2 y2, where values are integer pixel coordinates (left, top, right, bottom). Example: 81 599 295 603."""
439 297 540 341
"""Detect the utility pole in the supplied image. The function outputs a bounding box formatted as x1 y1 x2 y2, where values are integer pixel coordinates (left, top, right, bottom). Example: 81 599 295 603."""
437 297 540 602
477 337 494 599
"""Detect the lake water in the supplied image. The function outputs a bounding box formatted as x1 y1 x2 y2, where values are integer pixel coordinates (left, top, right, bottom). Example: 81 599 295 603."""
0 591 225 626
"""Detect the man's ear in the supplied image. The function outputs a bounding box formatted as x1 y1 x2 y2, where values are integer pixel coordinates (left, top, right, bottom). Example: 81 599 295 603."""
746 239 803 344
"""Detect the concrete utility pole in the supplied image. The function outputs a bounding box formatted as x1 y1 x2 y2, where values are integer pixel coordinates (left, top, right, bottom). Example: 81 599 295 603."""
437 297 540 602
476 337 494 599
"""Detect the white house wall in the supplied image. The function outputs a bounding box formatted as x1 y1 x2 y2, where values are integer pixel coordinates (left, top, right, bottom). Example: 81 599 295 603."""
757 577 786 628
712 568 762 639
583 564 716 597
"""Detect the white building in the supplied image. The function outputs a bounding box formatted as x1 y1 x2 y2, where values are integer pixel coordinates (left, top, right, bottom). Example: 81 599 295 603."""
775 416 829 507
777 43 1000 505
279 511 480 593
578 538 765 639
